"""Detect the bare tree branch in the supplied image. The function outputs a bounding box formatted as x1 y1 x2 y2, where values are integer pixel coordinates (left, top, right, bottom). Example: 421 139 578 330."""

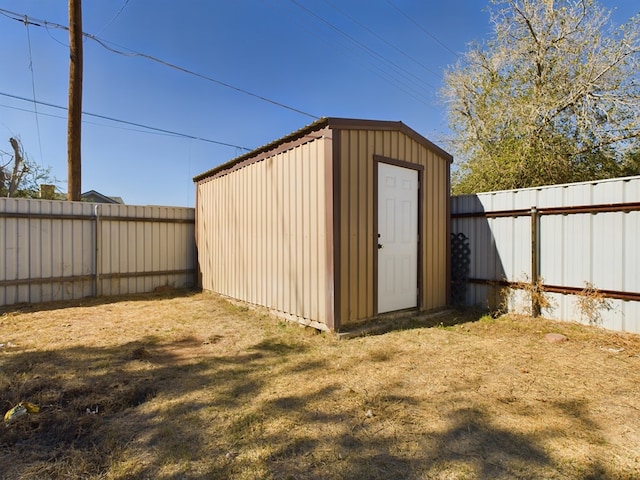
442 0 640 194
8 137 27 197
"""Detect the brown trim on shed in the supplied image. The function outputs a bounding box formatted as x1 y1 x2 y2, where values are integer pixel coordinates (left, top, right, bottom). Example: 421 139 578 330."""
193 117 453 183
373 155 424 315
372 156 379 316
328 118 453 162
193 118 331 182
373 154 425 172
197 130 329 182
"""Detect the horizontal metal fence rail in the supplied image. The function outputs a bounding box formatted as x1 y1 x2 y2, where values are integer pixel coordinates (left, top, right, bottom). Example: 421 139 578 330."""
0 198 196 307
466 278 640 303
0 211 195 223
452 202 640 218
451 176 640 333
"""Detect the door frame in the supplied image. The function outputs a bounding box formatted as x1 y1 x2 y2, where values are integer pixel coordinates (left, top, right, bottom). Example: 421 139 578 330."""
373 155 424 315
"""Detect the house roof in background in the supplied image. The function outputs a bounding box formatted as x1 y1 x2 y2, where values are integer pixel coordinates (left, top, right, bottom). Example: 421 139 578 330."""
81 190 125 204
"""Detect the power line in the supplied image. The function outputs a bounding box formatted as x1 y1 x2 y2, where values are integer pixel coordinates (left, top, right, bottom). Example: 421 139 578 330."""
0 102 202 138
0 7 319 120
321 0 443 80
95 0 132 37
384 0 460 58
24 16 45 166
268 1 434 106
44 21 68 47
0 91 252 151
85 34 318 119
288 0 436 96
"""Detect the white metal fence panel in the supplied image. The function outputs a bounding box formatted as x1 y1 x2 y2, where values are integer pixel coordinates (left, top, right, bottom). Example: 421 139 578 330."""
452 176 640 333
1 198 196 307
0 199 95 305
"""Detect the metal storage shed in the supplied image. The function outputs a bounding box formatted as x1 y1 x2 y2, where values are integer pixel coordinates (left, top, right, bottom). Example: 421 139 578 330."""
193 117 452 331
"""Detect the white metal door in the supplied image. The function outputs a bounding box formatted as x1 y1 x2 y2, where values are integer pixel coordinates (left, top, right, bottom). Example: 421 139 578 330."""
377 162 418 313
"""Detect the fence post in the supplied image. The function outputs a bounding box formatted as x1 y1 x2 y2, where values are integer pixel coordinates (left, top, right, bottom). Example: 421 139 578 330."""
94 204 101 297
531 206 540 317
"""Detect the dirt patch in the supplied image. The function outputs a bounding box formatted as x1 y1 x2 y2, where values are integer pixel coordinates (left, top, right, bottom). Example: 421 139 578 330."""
1 292 639 479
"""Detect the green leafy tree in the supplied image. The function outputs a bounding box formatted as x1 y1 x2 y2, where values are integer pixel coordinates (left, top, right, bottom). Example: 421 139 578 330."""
442 0 640 194
0 137 58 199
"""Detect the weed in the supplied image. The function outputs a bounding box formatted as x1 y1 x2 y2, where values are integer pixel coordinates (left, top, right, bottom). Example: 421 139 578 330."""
575 282 613 327
479 314 495 324
507 274 556 317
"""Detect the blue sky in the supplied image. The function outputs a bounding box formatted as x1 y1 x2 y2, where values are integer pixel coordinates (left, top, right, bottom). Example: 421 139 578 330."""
0 1 637 207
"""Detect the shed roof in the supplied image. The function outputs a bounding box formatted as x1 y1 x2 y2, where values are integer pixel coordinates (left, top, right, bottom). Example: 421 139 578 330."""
193 117 452 182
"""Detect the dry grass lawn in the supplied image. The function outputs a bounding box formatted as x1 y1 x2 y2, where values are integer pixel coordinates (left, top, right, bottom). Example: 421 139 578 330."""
1 291 639 479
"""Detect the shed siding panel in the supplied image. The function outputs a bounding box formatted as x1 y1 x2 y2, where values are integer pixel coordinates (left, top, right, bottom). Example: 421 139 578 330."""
338 129 450 325
196 138 329 327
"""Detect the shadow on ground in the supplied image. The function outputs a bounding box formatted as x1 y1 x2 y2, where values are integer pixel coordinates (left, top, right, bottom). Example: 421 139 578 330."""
0 289 200 316
337 308 482 339
0 317 620 479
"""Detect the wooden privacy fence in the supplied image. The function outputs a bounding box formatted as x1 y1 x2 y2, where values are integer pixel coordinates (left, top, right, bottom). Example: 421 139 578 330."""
451 176 640 333
0 198 196 307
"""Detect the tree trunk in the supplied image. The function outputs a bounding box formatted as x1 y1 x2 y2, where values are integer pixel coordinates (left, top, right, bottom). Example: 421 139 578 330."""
8 137 26 197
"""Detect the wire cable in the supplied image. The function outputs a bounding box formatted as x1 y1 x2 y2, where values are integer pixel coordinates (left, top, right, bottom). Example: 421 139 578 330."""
384 0 459 58
0 91 252 151
268 0 434 107
95 0 131 37
24 16 45 166
0 7 318 120
0 102 202 138
85 34 319 119
288 0 435 96
321 0 443 80
44 21 68 47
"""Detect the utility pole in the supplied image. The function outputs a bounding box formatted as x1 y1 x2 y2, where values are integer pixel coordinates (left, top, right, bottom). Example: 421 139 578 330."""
67 0 83 201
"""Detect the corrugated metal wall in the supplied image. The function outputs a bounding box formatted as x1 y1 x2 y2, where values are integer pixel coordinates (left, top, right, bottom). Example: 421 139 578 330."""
0 198 196 307
451 176 640 333
196 137 330 329
337 128 450 325
97 204 196 297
